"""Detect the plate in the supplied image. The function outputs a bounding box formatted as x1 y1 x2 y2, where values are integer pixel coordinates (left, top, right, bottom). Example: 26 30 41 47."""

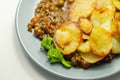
15 0 120 79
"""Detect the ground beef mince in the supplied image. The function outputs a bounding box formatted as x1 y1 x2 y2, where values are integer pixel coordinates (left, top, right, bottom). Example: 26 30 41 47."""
28 0 71 39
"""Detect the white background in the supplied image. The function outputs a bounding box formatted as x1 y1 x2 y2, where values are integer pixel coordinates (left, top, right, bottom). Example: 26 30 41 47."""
0 0 120 80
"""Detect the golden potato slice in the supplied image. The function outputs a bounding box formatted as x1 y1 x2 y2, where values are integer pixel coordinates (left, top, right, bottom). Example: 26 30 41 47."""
54 30 71 48
112 0 120 10
68 0 96 22
82 33 89 40
91 0 116 34
110 19 120 38
90 8 114 31
79 18 93 34
112 37 120 54
96 0 116 12
115 12 120 26
115 12 120 36
80 52 104 63
78 41 91 53
54 22 82 55
89 27 112 56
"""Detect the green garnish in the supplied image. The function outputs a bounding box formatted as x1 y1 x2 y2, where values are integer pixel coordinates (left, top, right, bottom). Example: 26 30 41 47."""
41 37 53 50
41 37 71 68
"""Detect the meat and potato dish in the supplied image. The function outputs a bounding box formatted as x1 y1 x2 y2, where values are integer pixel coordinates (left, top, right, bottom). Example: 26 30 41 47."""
28 0 120 68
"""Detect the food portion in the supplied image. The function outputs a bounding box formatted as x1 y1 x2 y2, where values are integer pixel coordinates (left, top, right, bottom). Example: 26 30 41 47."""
112 0 120 10
54 22 82 55
89 27 112 56
112 37 120 54
79 18 93 34
68 0 97 22
80 52 104 64
41 37 71 68
28 0 120 68
77 41 91 53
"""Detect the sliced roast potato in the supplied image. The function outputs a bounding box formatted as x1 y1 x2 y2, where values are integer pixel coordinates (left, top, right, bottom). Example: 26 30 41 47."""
54 30 71 48
115 12 120 26
90 7 117 36
115 12 120 38
78 41 91 53
112 37 120 54
89 27 112 56
110 19 120 38
82 33 89 40
96 0 116 12
79 18 93 34
54 22 82 55
91 0 116 34
112 0 120 10
80 52 104 63
68 0 96 22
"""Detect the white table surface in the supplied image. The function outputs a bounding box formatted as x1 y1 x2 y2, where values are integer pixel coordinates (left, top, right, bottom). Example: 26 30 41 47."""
0 0 120 80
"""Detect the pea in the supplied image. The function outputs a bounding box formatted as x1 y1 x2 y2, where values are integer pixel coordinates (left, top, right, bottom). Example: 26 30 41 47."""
34 27 42 36
36 9 40 13
57 0 65 7
28 25 32 32
54 7 59 11
50 5 55 11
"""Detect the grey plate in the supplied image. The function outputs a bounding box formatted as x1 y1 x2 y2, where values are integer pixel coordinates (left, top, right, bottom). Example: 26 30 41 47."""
15 0 120 79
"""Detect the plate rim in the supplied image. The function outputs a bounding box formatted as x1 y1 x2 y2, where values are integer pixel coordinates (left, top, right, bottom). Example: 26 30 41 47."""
15 0 120 80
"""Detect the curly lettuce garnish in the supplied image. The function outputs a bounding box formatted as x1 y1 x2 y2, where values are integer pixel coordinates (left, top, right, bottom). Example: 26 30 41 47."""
41 37 71 68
